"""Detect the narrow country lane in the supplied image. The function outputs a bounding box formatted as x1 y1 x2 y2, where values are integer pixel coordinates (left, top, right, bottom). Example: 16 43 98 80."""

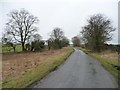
31 48 118 88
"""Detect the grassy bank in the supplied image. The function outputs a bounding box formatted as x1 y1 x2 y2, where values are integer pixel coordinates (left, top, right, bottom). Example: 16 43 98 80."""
80 48 119 81
2 47 74 88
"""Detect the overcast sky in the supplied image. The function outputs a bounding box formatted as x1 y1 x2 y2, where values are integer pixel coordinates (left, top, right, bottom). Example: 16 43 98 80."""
0 0 119 44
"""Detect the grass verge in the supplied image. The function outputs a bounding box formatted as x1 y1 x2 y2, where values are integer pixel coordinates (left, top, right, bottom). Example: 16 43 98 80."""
80 47 119 82
2 47 74 88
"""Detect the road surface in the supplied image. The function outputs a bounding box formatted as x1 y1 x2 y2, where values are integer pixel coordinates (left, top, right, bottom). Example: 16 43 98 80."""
31 48 118 88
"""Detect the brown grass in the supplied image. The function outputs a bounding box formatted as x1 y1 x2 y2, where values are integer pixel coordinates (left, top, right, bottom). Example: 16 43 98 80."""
2 47 70 82
100 50 118 61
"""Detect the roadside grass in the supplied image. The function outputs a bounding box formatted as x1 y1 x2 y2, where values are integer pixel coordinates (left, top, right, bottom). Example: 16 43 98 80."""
0 54 2 89
2 47 74 88
80 47 119 81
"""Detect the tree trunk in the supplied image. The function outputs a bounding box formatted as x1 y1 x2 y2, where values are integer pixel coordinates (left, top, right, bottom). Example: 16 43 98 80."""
22 42 25 51
13 46 15 52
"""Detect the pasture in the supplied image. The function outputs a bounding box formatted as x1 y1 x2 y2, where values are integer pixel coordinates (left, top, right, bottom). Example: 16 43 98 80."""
2 44 22 53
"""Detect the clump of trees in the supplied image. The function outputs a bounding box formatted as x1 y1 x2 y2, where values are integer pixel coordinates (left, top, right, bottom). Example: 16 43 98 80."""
26 34 45 52
72 36 81 47
81 14 115 52
47 27 69 50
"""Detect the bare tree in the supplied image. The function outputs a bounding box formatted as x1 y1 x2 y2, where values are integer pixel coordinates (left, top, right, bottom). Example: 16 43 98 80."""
61 37 69 47
51 27 64 40
72 36 81 47
81 14 115 52
47 38 54 50
5 9 39 51
50 27 64 49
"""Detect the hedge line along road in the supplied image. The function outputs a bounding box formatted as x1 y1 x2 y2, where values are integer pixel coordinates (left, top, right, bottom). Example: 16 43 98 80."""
31 48 118 88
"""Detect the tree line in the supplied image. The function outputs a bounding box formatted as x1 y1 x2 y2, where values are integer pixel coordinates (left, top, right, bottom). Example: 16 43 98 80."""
2 9 70 52
2 8 116 53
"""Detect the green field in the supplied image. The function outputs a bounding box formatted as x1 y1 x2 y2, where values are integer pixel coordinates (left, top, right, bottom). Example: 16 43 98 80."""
2 44 22 53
